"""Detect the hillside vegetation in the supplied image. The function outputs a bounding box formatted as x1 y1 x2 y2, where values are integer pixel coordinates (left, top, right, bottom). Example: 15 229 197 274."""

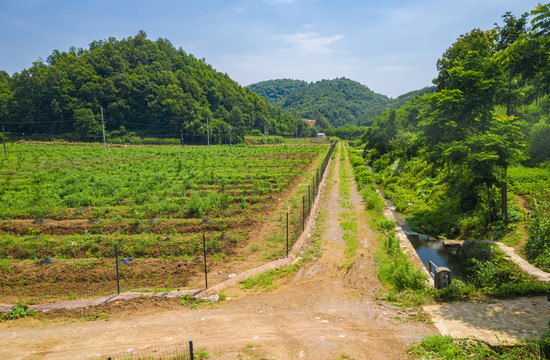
249 78 436 135
249 78 391 129
360 5 550 270
0 31 310 143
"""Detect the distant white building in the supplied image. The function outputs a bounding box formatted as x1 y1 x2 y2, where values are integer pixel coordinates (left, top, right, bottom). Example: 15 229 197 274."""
317 133 327 139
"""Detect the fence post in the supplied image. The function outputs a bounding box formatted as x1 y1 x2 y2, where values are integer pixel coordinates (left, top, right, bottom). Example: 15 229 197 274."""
302 195 305 231
115 243 120 295
189 339 194 360
286 212 289 257
2 125 6 159
203 233 208 289
308 185 311 214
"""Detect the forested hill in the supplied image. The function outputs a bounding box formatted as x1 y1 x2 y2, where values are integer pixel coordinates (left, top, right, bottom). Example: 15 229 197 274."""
247 79 308 106
248 78 391 128
386 86 436 109
0 31 310 142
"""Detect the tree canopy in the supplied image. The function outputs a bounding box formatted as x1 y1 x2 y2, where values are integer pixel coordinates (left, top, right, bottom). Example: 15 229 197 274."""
0 31 309 142
361 4 550 234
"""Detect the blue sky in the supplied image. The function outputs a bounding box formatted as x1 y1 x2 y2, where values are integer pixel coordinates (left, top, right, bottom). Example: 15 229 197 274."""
0 0 542 98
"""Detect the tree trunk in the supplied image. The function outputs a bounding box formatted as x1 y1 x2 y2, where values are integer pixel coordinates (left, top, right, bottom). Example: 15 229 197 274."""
506 72 512 116
501 166 508 225
487 183 491 225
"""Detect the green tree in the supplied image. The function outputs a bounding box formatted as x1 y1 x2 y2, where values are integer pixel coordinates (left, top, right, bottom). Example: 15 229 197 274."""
73 108 101 140
528 121 550 163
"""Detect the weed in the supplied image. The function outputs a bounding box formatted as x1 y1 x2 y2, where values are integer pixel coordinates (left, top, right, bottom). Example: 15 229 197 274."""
196 349 209 359
1 304 36 321
0 259 12 273
409 335 545 359
241 263 300 291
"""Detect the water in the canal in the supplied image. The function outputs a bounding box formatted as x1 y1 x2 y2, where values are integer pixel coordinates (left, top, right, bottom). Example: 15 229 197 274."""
387 201 466 280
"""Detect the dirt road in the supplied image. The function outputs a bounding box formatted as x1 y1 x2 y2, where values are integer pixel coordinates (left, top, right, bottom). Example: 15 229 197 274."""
0 145 436 359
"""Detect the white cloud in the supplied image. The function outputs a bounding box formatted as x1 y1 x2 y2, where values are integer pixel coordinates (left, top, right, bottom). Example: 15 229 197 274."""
274 32 345 55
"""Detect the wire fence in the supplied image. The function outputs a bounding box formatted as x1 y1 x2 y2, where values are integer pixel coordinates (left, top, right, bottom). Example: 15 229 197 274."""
94 343 192 360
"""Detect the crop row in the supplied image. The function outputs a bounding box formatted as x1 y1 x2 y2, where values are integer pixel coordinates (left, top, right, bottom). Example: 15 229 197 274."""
0 229 247 260
0 143 328 220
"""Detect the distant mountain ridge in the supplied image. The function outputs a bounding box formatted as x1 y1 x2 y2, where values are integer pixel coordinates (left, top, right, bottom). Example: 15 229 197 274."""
248 78 435 129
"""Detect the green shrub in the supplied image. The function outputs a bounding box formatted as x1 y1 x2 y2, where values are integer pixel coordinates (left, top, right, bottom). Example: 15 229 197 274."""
492 282 549 298
361 189 385 214
1 305 36 321
378 235 428 292
525 200 550 272
373 218 396 232
436 279 477 301
409 335 544 359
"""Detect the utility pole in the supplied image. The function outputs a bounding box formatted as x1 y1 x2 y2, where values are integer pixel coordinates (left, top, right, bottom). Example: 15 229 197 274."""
2 125 6 159
180 127 183 147
295 123 298 141
101 107 106 152
207 117 210 147
229 126 232 152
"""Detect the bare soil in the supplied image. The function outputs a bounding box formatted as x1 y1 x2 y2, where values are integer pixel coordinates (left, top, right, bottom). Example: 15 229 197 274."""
0 144 437 359
0 148 327 304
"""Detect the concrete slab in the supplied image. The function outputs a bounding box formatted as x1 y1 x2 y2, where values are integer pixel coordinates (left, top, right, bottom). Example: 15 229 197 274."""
424 296 550 345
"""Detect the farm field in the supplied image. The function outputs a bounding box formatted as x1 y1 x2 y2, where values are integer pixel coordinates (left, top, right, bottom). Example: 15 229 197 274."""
0 142 331 304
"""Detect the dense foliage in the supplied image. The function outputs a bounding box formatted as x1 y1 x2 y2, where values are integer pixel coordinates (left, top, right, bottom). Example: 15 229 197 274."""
0 31 310 142
247 79 307 105
361 4 550 241
248 78 391 130
249 79 437 132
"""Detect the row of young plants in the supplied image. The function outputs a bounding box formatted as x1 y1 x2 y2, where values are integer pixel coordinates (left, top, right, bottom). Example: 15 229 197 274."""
0 229 246 260
0 143 334 302
0 143 326 220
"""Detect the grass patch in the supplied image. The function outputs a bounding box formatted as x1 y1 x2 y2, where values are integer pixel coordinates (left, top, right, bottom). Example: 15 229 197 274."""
408 335 546 360
240 263 301 292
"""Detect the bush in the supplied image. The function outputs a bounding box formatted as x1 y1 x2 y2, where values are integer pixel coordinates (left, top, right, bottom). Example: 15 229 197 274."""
378 234 428 292
409 335 544 359
372 153 392 172
436 279 477 301
361 188 385 214
1 304 36 321
525 200 550 271
492 282 549 298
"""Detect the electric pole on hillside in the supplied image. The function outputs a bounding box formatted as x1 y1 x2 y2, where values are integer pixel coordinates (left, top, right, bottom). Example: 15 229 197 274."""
2 125 6 159
180 126 183 146
264 124 268 137
295 123 298 141
207 117 210 147
229 125 232 152
101 107 106 152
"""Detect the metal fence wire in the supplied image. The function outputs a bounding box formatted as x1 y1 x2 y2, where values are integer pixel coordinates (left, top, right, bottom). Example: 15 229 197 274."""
94 343 191 360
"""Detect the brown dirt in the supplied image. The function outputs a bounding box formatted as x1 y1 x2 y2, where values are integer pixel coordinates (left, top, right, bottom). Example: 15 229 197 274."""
0 144 437 359
0 214 259 235
0 147 330 304
510 194 530 253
